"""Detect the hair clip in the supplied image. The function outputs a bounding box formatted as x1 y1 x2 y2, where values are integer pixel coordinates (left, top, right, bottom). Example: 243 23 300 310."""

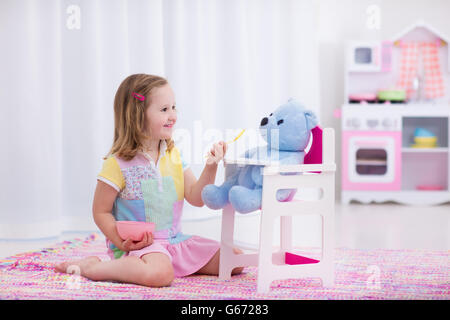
132 92 146 101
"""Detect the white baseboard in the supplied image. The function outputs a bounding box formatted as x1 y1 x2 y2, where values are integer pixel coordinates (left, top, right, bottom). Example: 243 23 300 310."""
0 216 97 240
0 220 63 240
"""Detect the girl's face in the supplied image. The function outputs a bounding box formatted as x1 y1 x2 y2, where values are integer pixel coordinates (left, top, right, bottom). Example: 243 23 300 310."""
144 84 177 140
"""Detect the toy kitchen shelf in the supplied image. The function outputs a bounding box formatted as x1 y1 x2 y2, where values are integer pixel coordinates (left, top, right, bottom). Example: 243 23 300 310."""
341 104 450 205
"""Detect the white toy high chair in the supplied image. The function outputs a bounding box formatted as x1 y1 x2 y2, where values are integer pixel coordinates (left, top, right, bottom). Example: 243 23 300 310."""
218 126 336 293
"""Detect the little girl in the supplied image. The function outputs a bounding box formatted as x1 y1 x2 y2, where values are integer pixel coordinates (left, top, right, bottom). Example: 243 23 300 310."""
55 73 243 287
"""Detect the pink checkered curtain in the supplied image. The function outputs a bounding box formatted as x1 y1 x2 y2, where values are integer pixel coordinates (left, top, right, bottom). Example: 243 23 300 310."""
396 42 420 99
421 42 445 99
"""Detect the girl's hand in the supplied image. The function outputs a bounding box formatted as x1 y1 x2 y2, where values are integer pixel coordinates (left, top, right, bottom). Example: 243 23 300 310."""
206 141 227 165
120 232 153 252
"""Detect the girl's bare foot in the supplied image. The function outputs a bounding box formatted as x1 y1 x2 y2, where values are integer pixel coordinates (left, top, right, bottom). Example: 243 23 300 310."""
55 256 101 277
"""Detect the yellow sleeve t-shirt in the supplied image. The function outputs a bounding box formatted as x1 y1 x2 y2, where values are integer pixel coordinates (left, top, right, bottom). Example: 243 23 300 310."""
97 157 126 192
95 140 190 242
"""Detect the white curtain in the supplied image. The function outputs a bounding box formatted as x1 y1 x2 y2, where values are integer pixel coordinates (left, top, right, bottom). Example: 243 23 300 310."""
0 0 320 239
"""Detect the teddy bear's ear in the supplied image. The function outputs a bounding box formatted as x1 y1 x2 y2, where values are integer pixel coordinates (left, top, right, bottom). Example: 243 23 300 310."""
304 110 318 131
287 97 299 105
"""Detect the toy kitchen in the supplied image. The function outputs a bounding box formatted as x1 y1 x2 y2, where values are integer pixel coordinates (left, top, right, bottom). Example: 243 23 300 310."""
340 20 450 205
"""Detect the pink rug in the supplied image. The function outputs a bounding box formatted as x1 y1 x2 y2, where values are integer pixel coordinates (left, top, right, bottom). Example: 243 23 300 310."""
0 233 448 299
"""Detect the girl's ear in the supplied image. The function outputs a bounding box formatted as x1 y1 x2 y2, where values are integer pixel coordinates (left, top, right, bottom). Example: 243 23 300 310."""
304 110 318 131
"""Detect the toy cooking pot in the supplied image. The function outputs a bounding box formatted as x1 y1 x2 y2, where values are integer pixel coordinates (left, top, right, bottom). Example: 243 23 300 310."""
377 89 406 103
348 93 377 104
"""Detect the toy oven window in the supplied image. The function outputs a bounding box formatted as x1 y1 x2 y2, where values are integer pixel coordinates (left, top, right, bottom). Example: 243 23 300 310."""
355 149 387 175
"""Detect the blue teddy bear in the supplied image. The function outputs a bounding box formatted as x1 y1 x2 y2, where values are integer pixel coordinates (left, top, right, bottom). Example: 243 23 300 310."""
201 98 318 214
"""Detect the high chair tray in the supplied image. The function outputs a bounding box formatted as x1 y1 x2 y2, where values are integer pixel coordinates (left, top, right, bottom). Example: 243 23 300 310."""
224 157 280 166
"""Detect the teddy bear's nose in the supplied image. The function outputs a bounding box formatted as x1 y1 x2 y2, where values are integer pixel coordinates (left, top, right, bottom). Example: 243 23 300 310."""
260 117 268 126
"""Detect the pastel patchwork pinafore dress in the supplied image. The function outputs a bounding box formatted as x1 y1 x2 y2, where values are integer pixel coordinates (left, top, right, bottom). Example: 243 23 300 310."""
97 141 220 277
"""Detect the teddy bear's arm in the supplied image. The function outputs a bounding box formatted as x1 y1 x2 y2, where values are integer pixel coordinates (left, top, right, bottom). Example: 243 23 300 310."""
242 147 258 159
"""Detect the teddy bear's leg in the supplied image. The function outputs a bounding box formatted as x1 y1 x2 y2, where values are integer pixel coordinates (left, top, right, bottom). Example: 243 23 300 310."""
201 172 239 210
228 185 263 214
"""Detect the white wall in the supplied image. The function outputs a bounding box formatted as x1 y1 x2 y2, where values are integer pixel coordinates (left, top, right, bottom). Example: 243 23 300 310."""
317 0 450 200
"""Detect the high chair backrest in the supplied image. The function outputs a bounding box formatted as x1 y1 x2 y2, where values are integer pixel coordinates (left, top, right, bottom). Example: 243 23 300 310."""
304 126 323 165
279 126 324 203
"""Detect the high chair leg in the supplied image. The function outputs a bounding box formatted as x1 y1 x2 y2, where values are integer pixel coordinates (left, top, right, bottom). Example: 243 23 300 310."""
280 216 292 253
321 213 335 287
219 204 236 280
257 212 275 293
322 271 335 287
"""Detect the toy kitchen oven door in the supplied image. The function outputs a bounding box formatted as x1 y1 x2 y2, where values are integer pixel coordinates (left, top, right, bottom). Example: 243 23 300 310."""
342 113 402 191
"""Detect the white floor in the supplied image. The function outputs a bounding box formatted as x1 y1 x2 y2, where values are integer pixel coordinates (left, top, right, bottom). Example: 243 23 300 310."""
0 202 448 259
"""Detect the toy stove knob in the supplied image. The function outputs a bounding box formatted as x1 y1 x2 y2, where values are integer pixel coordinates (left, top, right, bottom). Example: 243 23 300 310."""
346 118 352 128
382 118 392 128
367 119 379 128
351 118 361 129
